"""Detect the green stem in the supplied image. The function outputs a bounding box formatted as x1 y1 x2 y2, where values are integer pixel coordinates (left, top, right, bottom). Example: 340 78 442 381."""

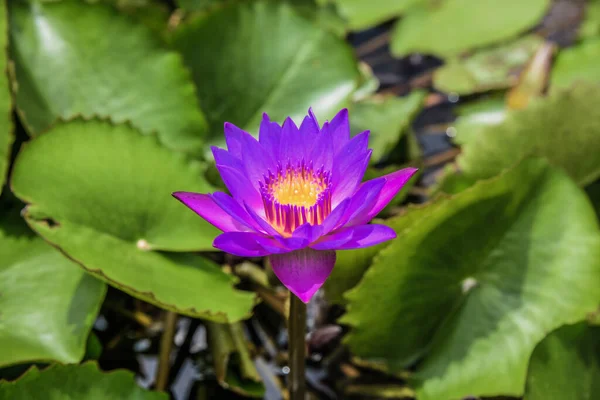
288 294 306 400
156 311 177 392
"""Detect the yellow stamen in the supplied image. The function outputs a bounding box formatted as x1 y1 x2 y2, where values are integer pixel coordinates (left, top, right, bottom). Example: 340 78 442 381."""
260 164 332 236
272 174 325 207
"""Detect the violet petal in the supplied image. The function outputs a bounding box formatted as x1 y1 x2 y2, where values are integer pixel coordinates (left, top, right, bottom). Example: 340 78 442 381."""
269 248 336 303
259 113 282 156
172 191 249 232
213 231 271 257
359 168 419 224
212 146 243 172
223 122 247 159
215 165 264 214
308 121 334 172
241 131 276 191
331 136 372 207
326 108 350 154
279 117 301 164
339 178 386 228
311 224 396 250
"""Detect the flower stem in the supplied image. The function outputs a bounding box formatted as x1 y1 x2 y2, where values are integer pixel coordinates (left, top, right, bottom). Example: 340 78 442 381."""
288 294 306 400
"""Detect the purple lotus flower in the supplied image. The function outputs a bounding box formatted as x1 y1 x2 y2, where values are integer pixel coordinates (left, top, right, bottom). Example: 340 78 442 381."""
173 109 417 303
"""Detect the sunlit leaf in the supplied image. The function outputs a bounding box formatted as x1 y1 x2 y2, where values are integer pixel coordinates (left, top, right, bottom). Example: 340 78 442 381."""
390 0 551 57
171 1 360 151
0 362 167 399
343 158 600 400
10 119 255 322
550 38 600 92
333 0 422 30
350 91 425 163
450 95 506 145
9 0 207 155
457 84 600 186
524 323 600 400
433 36 543 95
0 212 106 368
580 0 600 39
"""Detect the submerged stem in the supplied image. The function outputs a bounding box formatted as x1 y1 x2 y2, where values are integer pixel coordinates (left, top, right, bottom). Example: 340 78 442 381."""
288 294 307 400
156 311 177 392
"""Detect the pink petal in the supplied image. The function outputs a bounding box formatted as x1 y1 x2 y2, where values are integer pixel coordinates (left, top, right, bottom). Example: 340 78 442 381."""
269 248 336 303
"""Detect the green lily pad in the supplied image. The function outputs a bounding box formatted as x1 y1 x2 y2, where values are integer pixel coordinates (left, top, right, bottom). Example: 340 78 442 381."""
450 95 507 145
0 212 106 368
324 164 422 305
580 0 600 39
174 0 220 12
524 323 600 400
10 119 255 322
586 181 600 218
457 84 600 187
390 0 551 57
324 244 384 305
333 0 422 30
103 0 171 37
0 0 11 195
434 36 544 95
0 362 167 399
350 91 425 163
343 158 600 400
352 62 379 102
550 38 600 92
171 1 360 150
207 322 265 397
9 0 207 155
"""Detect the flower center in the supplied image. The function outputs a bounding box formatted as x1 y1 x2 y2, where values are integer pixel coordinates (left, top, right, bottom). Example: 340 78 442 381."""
260 162 331 236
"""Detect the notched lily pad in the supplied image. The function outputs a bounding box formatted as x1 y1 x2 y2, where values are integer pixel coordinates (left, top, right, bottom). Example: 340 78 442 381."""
9 0 207 155
343 158 600 400
10 119 255 322
433 36 544 95
0 361 167 399
171 1 360 150
391 0 551 57
0 212 106 368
